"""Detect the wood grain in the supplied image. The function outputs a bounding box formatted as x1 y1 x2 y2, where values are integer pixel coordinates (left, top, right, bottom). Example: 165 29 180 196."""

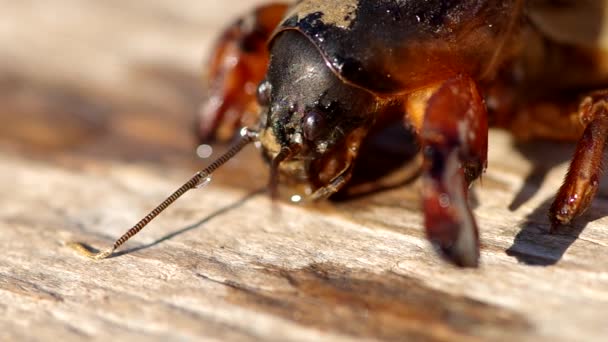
0 1 607 341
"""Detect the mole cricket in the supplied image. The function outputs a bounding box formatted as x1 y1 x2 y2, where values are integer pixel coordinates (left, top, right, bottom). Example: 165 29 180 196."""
71 0 608 267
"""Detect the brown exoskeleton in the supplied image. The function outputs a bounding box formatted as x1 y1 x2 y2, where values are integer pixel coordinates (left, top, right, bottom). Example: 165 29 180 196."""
71 0 608 267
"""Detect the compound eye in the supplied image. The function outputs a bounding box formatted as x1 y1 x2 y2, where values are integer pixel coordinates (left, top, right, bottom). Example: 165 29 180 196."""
302 110 325 142
256 80 272 106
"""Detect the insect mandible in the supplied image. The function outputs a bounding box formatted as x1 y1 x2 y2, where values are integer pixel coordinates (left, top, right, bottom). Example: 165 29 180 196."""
71 0 608 267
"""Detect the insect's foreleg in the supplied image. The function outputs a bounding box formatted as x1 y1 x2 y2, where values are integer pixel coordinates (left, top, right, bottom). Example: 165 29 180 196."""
408 76 488 267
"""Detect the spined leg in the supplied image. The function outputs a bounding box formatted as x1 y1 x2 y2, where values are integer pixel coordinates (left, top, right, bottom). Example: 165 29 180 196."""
409 76 488 267
550 92 608 229
198 3 288 141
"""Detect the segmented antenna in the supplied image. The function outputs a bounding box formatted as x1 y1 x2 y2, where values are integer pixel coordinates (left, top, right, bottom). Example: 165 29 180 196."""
69 128 258 260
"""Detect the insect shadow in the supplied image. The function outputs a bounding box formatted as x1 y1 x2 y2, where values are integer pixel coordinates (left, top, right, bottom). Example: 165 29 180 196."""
506 140 608 265
110 188 265 258
508 139 573 212
507 199 582 265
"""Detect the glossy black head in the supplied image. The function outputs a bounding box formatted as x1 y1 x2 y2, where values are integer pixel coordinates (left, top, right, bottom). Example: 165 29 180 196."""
257 30 379 198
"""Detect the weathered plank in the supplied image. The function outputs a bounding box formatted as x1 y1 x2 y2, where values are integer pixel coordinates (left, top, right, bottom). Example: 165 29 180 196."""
0 1 607 341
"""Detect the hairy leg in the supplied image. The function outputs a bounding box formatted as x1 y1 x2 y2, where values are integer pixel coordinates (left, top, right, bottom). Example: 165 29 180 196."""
550 91 608 229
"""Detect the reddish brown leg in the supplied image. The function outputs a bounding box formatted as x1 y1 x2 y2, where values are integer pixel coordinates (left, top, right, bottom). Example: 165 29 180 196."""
198 3 288 141
410 76 488 267
550 92 608 229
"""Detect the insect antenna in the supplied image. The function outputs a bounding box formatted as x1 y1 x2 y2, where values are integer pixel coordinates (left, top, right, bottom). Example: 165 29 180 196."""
69 127 258 260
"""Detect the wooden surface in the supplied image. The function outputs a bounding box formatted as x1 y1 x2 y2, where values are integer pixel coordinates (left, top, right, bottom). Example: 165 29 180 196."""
1 1 608 341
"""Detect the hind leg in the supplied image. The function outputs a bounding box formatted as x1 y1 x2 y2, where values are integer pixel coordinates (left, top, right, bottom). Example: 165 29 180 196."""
407 76 488 267
198 3 288 141
549 92 608 229
485 84 608 230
